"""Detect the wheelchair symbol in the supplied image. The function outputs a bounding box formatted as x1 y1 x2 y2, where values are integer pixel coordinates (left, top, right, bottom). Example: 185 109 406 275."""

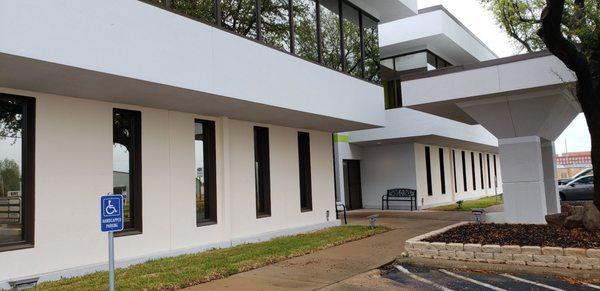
103 197 121 217
105 200 118 215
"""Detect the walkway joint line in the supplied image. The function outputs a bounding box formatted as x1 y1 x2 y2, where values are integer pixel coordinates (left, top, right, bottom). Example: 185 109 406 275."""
501 273 564 291
439 269 506 291
394 265 454 291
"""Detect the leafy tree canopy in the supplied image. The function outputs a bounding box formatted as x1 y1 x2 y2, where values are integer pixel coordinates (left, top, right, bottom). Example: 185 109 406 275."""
480 0 599 60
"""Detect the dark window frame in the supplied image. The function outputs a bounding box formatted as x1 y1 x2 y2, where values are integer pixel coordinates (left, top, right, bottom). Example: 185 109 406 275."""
195 119 218 226
113 108 143 237
439 148 446 195
425 146 432 196
254 126 271 218
452 150 457 193
461 151 467 192
471 152 476 191
298 132 313 212
479 153 484 189
487 154 491 189
139 0 380 84
0 93 35 253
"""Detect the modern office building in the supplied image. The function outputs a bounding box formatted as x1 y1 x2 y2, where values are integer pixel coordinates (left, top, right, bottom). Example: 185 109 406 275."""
0 0 418 286
334 6 504 210
0 0 579 287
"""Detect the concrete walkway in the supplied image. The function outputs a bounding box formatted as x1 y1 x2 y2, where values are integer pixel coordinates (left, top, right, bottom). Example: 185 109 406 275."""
185 210 472 290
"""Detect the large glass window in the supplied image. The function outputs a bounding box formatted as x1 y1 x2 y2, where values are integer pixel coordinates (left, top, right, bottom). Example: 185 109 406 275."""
221 0 258 39
0 94 34 251
171 0 217 24
113 108 142 234
362 14 379 82
298 132 312 211
254 126 271 217
342 2 362 77
261 0 291 51
319 0 342 71
292 0 318 62
195 119 217 225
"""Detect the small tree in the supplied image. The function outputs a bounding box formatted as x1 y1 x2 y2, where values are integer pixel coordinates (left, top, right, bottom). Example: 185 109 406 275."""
481 0 600 211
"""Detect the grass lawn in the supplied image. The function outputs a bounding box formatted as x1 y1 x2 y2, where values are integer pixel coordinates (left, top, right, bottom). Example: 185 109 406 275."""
431 195 503 211
39 225 388 291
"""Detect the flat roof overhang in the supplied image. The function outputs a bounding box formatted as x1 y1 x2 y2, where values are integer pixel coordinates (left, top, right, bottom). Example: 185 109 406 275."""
401 52 579 125
0 53 379 132
379 6 497 64
350 0 417 23
352 134 498 153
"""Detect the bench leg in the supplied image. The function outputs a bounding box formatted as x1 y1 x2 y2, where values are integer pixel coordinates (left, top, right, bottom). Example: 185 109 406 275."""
381 198 384 210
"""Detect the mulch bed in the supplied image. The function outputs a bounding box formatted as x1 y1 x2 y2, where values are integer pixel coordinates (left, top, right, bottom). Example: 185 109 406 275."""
424 223 600 249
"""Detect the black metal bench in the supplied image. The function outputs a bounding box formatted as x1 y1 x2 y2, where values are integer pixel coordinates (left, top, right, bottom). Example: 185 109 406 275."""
381 188 417 211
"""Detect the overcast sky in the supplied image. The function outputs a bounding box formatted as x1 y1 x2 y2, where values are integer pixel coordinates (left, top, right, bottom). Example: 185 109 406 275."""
417 0 591 155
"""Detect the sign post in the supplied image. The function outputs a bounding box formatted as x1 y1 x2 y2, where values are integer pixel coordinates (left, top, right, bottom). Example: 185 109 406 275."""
100 194 123 291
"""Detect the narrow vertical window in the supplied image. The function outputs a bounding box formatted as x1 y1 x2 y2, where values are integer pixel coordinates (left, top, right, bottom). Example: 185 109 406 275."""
452 150 457 193
254 126 271 217
195 119 217 226
220 0 258 39
362 14 379 83
487 154 491 189
319 0 342 70
342 2 363 77
170 0 217 24
113 108 142 235
471 152 476 191
261 0 291 51
0 94 35 251
298 132 312 211
493 155 498 188
479 153 484 189
461 151 467 192
439 148 446 194
425 146 432 196
292 0 318 62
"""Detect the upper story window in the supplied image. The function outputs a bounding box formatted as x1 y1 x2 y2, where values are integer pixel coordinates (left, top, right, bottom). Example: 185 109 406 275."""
0 94 35 252
380 50 452 109
147 0 380 83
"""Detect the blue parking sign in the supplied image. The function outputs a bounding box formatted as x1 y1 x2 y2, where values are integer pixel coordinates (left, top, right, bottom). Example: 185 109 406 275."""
100 195 123 232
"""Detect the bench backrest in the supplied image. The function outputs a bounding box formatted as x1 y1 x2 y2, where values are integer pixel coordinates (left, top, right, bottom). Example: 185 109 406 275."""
387 188 416 197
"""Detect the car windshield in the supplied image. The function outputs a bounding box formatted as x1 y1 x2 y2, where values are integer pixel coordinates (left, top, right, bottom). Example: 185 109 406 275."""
570 176 593 185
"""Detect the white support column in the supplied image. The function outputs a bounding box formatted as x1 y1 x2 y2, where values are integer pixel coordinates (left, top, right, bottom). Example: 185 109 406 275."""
499 136 547 224
541 138 560 214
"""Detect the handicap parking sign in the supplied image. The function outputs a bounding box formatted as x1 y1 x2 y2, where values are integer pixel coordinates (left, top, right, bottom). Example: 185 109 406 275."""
100 195 124 232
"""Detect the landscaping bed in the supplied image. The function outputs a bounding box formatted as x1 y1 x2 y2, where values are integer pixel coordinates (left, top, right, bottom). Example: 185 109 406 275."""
423 223 600 249
39 225 388 291
405 222 600 271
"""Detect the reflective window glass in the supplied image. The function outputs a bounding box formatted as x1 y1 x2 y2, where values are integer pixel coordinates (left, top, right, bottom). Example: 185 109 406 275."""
292 0 318 62
261 0 291 51
221 0 258 38
320 0 342 70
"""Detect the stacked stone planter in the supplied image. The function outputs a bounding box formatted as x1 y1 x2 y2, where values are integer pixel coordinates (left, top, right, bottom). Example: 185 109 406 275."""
405 222 600 270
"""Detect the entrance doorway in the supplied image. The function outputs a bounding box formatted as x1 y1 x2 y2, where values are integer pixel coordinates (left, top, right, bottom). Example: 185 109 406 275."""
343 160 363 210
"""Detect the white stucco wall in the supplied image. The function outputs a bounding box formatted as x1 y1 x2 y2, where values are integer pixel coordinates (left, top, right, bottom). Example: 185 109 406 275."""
360 143 417 209
334 140 503 210
414 143 503 208
0 87 337 284
0 0 385 129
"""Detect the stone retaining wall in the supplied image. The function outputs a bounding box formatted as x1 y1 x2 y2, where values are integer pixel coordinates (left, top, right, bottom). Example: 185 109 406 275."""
405 222 600 270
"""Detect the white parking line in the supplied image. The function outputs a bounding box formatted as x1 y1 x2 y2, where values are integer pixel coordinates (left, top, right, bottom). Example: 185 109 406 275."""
501 274 565 291
585 283 600 290
439 269 506 291
394 265 454 291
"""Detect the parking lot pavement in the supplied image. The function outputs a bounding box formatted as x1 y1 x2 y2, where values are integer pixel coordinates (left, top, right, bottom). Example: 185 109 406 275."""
384 263 600 291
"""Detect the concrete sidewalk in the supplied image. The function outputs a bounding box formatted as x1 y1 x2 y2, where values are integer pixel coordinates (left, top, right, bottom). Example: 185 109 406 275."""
186 210 471 290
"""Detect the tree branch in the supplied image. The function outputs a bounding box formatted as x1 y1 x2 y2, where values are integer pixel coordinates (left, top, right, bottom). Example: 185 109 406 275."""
537 0 589 75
